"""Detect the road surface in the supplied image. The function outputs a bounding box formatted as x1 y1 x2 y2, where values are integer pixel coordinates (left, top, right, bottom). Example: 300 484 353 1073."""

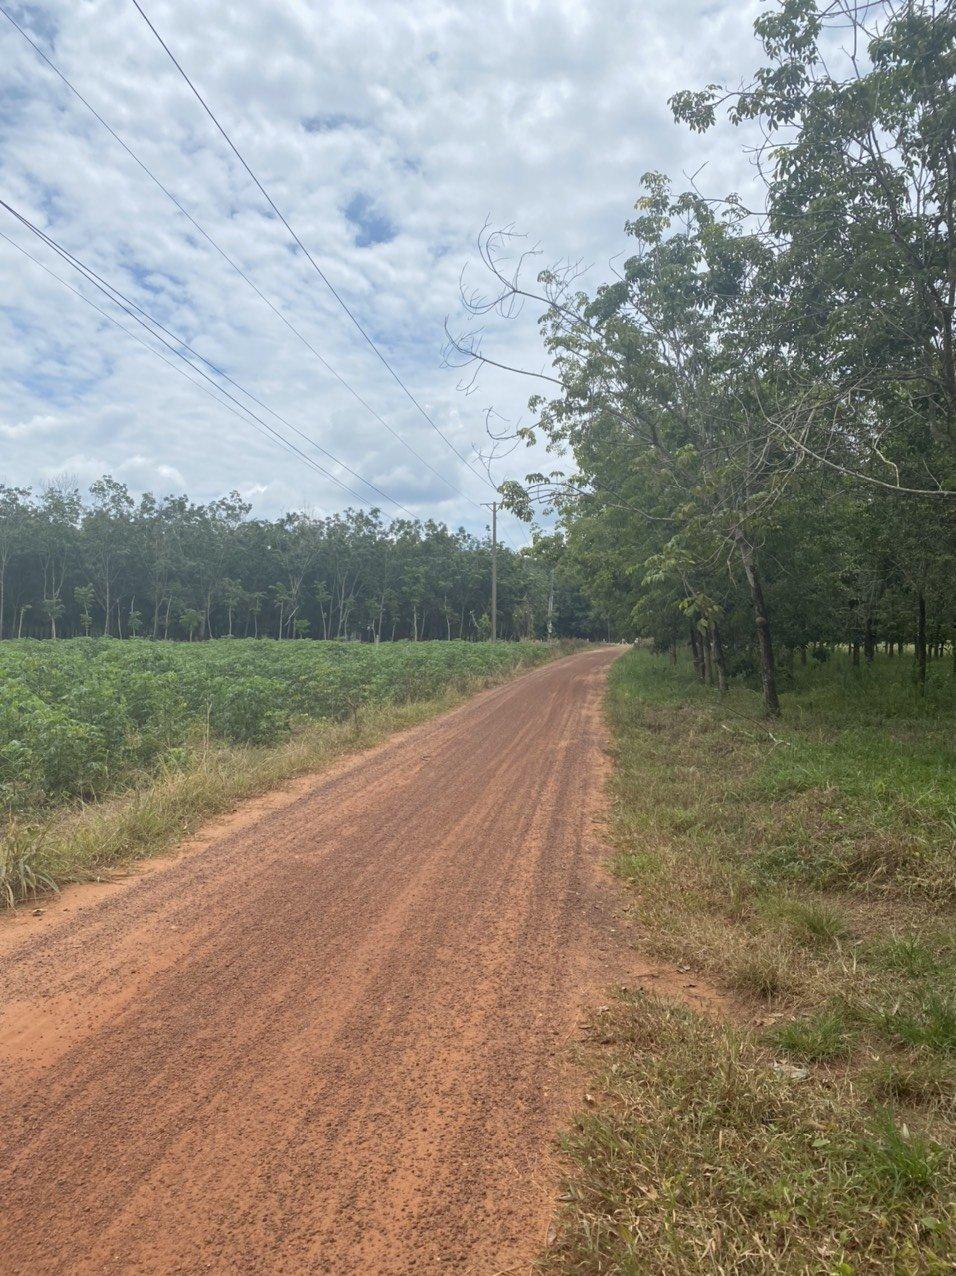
0 647 624 1274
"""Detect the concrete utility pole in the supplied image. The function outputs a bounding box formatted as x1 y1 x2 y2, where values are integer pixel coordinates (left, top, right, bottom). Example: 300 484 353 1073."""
490 500 498 643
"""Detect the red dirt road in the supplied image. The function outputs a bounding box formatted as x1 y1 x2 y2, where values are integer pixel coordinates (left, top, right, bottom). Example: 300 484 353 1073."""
0 648 625 1274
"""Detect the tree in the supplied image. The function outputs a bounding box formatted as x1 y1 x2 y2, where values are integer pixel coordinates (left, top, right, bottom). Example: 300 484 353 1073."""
179 607 203 642
0 486 31 641
74 585 95 636
457 178 797 711
85 476 135 636
36 483 80 640
671 0 956 479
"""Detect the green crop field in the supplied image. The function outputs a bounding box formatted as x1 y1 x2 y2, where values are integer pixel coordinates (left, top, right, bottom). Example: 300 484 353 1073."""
0 638 562 817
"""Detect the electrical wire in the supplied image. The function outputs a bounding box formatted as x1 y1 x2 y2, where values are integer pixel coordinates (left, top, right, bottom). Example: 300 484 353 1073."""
0 210 408 512
128 0 500 497
0 199 428 516
0 229 378 507
0 1 482 510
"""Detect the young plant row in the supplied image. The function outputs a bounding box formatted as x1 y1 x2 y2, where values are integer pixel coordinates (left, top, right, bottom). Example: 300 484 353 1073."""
0 638 559 813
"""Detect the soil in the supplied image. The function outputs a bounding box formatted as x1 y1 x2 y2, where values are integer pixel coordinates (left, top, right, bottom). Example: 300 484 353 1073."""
0 647 637 1275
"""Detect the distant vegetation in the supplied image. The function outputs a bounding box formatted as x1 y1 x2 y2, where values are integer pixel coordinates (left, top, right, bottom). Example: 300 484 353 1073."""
0 482 604 644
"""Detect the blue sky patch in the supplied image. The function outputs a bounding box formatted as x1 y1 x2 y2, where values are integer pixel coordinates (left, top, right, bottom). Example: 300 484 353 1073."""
344 193 396 248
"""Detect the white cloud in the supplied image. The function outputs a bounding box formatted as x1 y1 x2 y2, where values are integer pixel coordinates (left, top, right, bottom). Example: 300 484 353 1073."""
0 0 766 542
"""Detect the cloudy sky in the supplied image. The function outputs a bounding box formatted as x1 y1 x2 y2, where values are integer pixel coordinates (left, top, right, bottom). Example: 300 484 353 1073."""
0 0 763 542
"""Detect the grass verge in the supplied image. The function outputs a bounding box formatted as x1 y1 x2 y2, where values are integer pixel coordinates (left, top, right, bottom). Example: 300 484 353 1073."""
0 650 577 907
544 650 955 1273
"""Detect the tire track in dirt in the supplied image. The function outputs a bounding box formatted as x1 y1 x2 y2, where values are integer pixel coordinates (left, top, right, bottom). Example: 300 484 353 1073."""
0 647 627 1274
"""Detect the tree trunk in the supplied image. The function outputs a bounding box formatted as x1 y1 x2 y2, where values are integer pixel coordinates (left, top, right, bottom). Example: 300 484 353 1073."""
916 591 927 692
712 624 728 693
864 616 875 663
736 533 780 716
703 628 714 684
689 625 705 682
851 641 860 667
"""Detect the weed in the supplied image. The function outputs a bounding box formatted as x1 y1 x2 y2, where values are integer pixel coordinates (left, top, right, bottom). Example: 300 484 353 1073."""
875 992 956 1055
545 995 955 1273
0 826 58 906
863 1053 954 1103
868 934 952 979
760 894 850 947
728 945 792 1000
862 1113 947 1196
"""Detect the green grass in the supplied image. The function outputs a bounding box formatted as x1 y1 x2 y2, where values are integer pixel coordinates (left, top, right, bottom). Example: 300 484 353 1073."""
543 650 955 1273
770 1009 857 1061
548 997 953 1273
1 640 581 906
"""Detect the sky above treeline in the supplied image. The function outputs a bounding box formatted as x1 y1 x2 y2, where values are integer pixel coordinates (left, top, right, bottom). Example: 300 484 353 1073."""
0 0 764 542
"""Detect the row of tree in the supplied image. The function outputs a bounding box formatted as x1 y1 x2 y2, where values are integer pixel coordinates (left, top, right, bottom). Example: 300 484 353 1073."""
0 478 603 643
453 0 954 710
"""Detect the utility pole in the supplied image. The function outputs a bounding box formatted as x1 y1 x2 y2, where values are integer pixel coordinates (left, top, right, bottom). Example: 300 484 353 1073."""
490 500 498 643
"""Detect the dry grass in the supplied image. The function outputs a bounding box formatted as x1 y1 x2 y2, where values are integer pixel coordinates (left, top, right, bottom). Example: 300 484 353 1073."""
543 650 955 1273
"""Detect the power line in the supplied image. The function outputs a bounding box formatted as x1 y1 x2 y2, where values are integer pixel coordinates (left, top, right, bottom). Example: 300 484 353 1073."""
1 201 414 515
0 199 424 518
128 0 500 497
0 2 480 510
0 205 409 513
0 228 371 505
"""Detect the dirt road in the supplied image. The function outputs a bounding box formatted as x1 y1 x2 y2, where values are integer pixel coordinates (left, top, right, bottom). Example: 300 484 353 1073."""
0 647 624 1274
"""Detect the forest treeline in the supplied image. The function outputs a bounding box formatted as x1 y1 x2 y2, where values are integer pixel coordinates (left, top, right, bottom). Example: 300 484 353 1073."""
0 479 601 644
457 0 955 711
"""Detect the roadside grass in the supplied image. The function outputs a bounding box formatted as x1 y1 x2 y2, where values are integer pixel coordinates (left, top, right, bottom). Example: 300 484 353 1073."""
0 646 580 907
544 650 955 1273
